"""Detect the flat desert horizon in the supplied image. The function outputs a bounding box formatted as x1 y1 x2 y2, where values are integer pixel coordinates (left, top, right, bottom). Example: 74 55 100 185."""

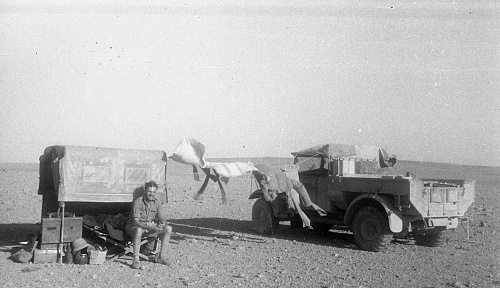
1 157 498 180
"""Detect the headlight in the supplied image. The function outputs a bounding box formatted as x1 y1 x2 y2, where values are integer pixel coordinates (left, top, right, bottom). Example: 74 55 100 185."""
446 189 459 203
430 189 443 203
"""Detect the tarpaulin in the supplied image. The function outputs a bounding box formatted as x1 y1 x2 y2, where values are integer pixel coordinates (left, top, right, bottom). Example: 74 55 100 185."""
291 143 395 168
38 145 167 203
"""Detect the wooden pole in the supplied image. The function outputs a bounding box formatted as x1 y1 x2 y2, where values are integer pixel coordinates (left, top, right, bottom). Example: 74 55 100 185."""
58 202 65 264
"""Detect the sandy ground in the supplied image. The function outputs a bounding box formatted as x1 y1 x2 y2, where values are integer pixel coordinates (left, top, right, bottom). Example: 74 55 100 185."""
0 161 499 288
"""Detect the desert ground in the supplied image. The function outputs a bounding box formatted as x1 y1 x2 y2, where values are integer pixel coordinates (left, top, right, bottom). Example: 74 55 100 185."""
0 159 499 288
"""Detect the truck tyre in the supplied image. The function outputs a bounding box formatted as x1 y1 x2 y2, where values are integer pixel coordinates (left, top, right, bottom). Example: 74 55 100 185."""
252 199 279 235
414 230 446 247
352 206 393 252
311 222 333 233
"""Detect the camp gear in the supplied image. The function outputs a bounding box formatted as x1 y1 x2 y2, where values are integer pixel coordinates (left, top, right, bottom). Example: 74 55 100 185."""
88 245 107 265
71 238 90 252
33 246 59 264
64 243 73 264
73 250 88 265
84 224 160 263
40 217 83 244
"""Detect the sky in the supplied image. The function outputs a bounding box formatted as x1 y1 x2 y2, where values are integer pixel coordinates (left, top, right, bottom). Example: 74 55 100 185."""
0 0 499 166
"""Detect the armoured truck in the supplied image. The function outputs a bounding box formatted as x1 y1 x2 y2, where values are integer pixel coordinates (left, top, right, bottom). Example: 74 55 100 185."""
250 144 475 251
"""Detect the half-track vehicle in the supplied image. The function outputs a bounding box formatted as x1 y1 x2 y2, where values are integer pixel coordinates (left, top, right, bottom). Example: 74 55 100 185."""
250 143 475 251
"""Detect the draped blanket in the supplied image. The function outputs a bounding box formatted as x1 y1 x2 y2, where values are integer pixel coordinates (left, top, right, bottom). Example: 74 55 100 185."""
203 161 258 184
169 138 258 203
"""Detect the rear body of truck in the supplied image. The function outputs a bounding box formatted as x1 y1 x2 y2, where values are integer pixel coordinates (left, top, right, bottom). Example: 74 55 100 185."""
38 145 168 218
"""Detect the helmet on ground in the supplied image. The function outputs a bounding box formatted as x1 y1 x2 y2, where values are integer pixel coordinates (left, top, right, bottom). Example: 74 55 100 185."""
72 238 90 252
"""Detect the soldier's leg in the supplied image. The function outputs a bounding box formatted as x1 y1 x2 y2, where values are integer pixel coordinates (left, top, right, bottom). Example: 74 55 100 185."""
129 227 144 269
291 179 314 207
158 225 172 265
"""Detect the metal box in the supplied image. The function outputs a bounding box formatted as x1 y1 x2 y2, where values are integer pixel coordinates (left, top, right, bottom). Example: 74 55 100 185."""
33 244 63 263
41 217 83 244
89 249 107 265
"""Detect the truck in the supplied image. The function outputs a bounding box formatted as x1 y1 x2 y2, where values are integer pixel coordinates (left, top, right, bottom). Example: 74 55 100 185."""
36 145 168 263
250 143 475 251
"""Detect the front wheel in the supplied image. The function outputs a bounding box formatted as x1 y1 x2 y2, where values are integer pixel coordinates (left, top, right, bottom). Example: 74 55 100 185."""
352 206 393 252
414 229 447 247
252 199 279 235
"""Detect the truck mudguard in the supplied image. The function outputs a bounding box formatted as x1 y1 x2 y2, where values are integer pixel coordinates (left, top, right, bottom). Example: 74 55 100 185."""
345 194 403 233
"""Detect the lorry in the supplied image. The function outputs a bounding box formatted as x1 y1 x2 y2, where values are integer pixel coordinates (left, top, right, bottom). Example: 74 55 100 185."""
250 143 475 251
37 145 168 263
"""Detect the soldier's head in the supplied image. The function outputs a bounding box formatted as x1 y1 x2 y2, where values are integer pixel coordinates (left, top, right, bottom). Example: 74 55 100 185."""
144 180 158 201
252 164 274 187
387 156 397 167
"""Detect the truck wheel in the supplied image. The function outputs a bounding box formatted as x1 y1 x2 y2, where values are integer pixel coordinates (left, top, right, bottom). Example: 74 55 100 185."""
352 206 393 252
252 199 279 235
414 230 446 247
311 222 333 233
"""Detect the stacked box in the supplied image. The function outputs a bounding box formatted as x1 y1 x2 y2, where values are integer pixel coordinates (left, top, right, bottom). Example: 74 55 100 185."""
33 244 61 263
41 217 83 244
332 159 379 175
358 160 378 174
35 217 83 263
334 159 357 175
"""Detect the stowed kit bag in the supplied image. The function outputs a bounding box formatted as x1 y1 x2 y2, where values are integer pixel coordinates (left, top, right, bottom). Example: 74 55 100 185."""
11 236 38 263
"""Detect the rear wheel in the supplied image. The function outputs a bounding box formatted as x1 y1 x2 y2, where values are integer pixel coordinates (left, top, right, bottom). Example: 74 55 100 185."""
414 230 446 247
352 206 393 252
252 199 279 235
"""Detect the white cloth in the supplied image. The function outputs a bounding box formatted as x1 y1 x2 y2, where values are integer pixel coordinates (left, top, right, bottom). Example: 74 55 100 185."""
169 138 206 166
203 161 258 184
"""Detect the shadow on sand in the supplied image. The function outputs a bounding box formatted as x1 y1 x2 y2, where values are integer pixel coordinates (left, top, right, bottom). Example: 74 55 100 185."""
0 218 359 256
169 217 357 250
0 223 39 253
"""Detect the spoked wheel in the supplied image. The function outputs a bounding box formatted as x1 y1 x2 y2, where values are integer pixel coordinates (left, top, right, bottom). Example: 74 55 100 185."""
352 206 393 252
252 198 279 235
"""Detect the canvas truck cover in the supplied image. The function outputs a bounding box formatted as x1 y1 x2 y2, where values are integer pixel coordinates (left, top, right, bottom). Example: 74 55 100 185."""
291 143 394 170
38 145 168 203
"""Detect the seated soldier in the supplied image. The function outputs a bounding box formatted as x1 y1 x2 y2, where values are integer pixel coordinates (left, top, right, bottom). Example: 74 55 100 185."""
252 164 326 227
125 180 172 269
